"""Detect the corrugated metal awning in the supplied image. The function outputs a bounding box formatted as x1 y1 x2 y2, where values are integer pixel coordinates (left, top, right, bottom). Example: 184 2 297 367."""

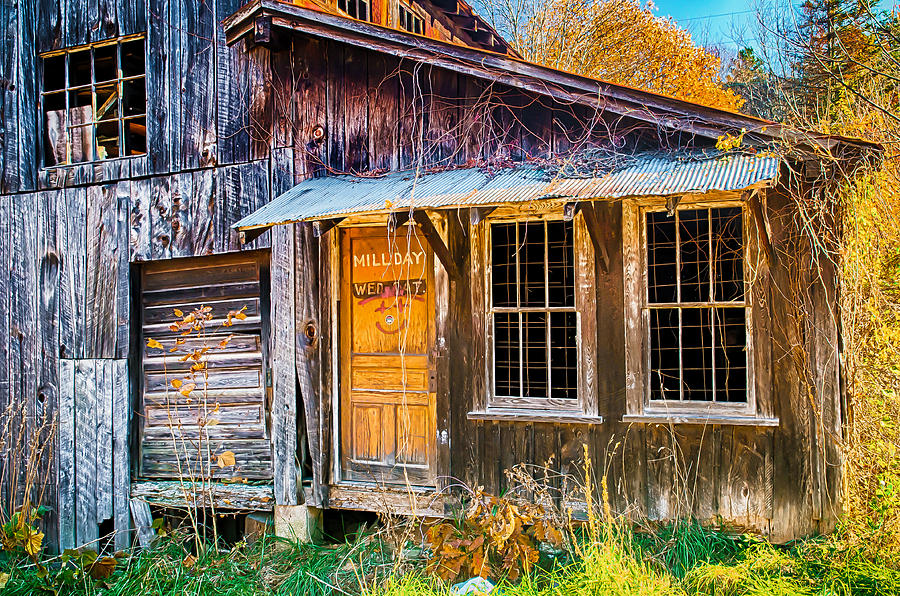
234 152 780 231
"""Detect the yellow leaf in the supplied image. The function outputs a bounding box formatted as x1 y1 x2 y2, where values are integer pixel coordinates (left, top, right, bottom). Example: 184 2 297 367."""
182 554 196 568
147 338 164 350
89 557 118 579
0 572 7 588
171 379 183 389
180 383 196 396
235 312 247 321
216 450 236 468
25 530 43 556
173 308 184 317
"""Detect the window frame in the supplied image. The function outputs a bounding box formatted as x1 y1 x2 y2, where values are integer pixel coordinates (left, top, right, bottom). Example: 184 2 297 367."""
623 197 773 425
397 2 425 34
39 35 147 168
336 0 372 21
472 211 599 421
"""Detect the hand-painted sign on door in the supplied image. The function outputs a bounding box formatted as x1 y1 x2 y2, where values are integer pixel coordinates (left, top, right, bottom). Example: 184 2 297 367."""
349 233 430 354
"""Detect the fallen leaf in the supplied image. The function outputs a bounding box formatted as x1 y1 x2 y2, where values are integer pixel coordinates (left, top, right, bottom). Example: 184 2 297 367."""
182 554 196 568
216 450 236 468
88 557 118 579
146 338 164 350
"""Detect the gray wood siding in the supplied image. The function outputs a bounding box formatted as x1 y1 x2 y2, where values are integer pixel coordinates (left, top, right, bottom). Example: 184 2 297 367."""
0 1 845 550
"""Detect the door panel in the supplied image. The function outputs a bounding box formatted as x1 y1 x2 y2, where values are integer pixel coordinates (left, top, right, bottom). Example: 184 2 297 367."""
340 226 437 486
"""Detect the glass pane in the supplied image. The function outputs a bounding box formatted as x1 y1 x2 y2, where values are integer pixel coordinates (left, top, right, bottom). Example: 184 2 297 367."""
123 77 146 116
679 209 710 303
490 222 517 307
649 308 680 400
712 207 744 302
714 307 747 402
521 311 547 397
494 312 520 397
124 117 146 155
121 39 145 77
547 220 574 307
359 0 369 20
69 124 95 163
44 92 67 166
681 308 713 401
647 211 677 303
519 221 545 307
43 55 66 91
95 84 119 120
549 311 577 399
68 49 91 87
93 44 118 82
96 120 120 159
69 86 92 109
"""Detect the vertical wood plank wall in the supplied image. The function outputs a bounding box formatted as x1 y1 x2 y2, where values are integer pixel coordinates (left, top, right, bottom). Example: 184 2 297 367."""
0 0 845 549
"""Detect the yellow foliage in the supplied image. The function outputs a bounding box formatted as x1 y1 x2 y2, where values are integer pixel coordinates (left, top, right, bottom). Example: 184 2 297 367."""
516 0 744 111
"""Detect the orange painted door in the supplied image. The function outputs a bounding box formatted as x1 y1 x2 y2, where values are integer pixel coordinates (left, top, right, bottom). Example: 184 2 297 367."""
340 226 436 486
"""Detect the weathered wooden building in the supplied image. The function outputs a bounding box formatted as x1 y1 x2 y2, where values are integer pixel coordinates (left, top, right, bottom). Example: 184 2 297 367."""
0 0 880 551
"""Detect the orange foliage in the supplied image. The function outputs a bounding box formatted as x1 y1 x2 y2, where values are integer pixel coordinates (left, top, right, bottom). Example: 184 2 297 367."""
515 0 744 111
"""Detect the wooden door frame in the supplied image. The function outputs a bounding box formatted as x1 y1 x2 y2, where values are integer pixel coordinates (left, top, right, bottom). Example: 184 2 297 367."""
332 220 450 490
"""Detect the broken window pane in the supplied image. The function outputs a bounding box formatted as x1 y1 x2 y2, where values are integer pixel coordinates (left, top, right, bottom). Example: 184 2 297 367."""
41 37 146 166
646 207 748 404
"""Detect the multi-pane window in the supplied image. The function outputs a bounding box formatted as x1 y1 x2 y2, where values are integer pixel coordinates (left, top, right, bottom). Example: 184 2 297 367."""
490 220 578 402
337 0 370 21
41 37 146 166
645 206 748 405
398 4 424 34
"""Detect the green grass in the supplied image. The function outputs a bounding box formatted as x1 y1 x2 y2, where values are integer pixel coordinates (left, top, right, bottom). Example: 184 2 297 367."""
2 522 900 595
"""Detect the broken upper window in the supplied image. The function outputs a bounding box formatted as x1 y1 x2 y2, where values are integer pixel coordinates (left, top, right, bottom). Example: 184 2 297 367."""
398 4 424 34
645 206 748 404
41 37 147 166
337 0 371 21
490 220 578 403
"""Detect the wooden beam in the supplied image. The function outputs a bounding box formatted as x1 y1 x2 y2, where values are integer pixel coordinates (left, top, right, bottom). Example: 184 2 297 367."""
240 226 269 245
413 211 462 281
746 190 777 267
389 210 413 232
313 218 344 238
131 481 276 510
579 202 610 274
469 206 496 226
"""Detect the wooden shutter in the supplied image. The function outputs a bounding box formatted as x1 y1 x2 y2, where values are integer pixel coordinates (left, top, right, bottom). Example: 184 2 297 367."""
139 252 273 481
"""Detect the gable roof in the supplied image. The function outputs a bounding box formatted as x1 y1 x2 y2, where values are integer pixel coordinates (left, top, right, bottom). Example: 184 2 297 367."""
223 0 882 160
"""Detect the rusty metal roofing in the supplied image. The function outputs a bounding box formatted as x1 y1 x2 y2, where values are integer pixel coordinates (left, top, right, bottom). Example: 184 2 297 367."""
233 152 780 231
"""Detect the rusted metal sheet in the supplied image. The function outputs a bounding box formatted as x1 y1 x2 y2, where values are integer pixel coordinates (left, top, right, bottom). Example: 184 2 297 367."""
234 152 780 230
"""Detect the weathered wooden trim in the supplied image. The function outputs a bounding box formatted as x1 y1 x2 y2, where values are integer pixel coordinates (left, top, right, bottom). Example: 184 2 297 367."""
413 211 461 280
747 190 777 267
622 414 779 427
271 223 299 505
622 200 643 416
131 480 276 510
579 202 610 274
467 411 602 424
328 484 444 517
58 360 77 550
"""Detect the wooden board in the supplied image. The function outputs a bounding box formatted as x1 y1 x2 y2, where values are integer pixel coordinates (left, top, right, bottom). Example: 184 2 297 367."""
340 225 437 486
138 252 273 482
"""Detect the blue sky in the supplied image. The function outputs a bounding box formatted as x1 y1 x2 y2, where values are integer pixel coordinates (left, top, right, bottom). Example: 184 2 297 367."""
650 0 759 51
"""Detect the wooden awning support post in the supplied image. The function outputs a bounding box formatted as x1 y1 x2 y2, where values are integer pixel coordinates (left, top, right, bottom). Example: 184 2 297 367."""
412 210 463 281
579 202 610 274
313 217 345 238
746 190 777 267
469 206 496 226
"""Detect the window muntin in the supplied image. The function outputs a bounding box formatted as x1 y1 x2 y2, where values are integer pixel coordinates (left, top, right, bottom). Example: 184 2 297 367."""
489 220 578 403
645 206 749 406
398 4 424 34
337 0 371 21
41 37 146 167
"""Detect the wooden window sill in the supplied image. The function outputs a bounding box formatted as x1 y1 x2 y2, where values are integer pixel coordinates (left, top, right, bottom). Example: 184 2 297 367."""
622 414 779 427
468 411 603 424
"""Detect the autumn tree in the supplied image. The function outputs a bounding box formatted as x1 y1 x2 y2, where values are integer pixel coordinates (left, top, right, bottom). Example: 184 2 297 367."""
481 0 744 111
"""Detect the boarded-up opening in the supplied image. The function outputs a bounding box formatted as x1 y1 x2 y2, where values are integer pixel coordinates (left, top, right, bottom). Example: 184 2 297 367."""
138 252 273 481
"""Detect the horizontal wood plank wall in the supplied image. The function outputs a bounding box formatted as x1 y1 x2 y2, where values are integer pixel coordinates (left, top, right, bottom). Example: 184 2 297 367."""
138 252 273 481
